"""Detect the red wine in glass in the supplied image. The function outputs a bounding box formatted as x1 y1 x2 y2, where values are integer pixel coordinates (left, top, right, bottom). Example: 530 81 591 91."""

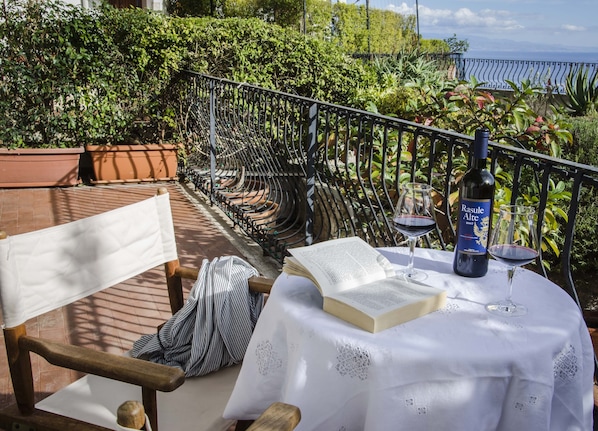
485 204 539 317
392 215 436 238
488 244 538 267
391 183 436 281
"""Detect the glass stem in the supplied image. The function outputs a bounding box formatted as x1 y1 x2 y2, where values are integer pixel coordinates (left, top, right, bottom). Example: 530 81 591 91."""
407 236 416 276
505 267 516 304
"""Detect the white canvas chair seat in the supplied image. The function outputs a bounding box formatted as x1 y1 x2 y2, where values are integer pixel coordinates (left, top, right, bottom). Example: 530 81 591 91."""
36 365 242 431
0 188 300 431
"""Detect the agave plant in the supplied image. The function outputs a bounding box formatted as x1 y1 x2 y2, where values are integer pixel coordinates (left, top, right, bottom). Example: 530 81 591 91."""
564 66 598 116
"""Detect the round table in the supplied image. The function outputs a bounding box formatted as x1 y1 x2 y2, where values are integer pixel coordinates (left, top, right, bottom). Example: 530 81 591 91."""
225 248 594 431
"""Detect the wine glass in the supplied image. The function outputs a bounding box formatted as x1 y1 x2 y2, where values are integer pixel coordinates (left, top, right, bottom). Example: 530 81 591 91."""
391 182 437 281
485 204 539 317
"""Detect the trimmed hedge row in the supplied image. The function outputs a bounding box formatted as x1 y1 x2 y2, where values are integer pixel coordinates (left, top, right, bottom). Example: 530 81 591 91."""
0 1 367 148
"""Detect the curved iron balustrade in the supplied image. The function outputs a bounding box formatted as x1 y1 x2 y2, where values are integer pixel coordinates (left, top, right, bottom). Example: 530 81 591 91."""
356 53 598 94
177 72 598 311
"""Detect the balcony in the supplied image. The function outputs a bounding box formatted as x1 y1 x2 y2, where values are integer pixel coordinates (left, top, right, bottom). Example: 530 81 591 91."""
1 73 597 425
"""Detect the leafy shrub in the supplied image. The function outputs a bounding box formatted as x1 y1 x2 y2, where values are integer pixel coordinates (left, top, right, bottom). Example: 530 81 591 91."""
565 115 598 166
442 78 573 158
359 61 573 158
564 67 598 116
561 116 598 276
174 17 369 105
0 0 184 148
352 52 454 122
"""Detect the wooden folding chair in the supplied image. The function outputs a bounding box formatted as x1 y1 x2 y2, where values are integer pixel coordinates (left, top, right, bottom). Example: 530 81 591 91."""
0 188 300 431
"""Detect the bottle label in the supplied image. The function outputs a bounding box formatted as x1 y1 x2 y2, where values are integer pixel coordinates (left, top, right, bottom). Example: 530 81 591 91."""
456 198 491 254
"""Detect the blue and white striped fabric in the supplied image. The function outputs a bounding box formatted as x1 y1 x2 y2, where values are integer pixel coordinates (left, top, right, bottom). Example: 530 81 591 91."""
131 256 264 377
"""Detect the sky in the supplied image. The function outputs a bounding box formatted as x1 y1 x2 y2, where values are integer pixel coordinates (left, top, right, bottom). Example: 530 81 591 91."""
367 0 598 53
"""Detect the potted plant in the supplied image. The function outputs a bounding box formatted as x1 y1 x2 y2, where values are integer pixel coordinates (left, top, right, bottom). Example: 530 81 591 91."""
0 0 87 187
85 117 180 184
0 0 184 186
82 5 184 183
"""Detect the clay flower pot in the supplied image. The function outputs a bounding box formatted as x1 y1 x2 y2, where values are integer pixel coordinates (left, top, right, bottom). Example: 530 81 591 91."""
85 144 179 183
0 147 84 188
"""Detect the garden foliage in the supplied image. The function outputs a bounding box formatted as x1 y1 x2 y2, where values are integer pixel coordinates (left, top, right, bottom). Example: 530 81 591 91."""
0 0 366 147
562 116 598 276
0 0 185 147
174 17 368 104
564 67 598 116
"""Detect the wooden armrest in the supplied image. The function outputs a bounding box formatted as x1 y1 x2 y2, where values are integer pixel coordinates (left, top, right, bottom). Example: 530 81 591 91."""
20 336 185 392
246 402 301 431
175 265 200 280
176 266 274 294
248 276 274 294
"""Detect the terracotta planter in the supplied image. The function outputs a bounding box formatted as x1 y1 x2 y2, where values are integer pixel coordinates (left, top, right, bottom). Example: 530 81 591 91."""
0 147 84 188
86 144 178 183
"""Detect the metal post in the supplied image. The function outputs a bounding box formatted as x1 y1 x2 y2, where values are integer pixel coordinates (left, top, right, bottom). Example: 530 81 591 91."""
209 80 216 204
303 0 307 34
366 0 371 57
305 103 318 246
415 0 420 48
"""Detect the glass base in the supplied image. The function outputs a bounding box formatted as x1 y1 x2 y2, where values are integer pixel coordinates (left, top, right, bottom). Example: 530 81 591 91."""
399 269 428 282
485 301 527 317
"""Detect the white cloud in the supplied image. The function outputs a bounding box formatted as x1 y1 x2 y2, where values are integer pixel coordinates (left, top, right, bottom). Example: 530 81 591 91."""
420 5 453 25
386 2 415 15
562 24 586 32
386 3 522 31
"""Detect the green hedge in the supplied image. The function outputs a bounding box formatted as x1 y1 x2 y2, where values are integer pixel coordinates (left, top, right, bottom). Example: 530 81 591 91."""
0 2 367 148
562 116 598 277
0 0 185 148
175 17 369 105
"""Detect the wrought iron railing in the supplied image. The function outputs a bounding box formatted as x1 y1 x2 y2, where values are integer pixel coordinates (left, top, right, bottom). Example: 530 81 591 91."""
365 53 598 94
177 71 598 310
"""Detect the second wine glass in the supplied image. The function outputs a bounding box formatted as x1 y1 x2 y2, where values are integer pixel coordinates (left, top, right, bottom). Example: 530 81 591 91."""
391 182 437 281
486 204 539 317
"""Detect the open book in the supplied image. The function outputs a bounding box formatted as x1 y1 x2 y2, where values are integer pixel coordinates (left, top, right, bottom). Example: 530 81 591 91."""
283 237 446 333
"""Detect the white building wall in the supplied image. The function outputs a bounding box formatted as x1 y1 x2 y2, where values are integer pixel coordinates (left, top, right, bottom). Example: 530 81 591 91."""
59 0 163 12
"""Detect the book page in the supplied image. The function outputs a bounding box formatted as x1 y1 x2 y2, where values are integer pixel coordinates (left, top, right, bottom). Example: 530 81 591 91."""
326 277 443 317
287 237 396 295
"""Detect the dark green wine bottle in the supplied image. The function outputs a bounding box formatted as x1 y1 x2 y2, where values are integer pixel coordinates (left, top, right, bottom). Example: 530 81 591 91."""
453 128 495 277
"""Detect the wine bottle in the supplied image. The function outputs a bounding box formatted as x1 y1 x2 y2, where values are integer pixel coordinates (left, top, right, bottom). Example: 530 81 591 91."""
453 128 495 277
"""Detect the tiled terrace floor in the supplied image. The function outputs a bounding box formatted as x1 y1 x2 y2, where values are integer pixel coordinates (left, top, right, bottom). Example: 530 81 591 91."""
0 181 281 424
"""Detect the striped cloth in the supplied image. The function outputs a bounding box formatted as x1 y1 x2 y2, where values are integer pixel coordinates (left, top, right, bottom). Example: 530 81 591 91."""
131 256 264 377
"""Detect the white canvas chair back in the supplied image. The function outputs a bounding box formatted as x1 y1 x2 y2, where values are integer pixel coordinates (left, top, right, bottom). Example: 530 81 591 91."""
0 192 177 329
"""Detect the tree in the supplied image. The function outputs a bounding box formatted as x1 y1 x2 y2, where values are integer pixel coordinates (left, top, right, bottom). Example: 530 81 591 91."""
331 3 416 54
420 38 450 53
443 33 469 53
254 0 302 28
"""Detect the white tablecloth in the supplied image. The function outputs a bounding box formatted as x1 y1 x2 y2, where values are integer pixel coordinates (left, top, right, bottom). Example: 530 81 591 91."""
224 248 594 430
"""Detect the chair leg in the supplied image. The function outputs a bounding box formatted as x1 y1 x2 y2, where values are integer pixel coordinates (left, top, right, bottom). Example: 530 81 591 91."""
4 326 35 414
142 387 158 431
